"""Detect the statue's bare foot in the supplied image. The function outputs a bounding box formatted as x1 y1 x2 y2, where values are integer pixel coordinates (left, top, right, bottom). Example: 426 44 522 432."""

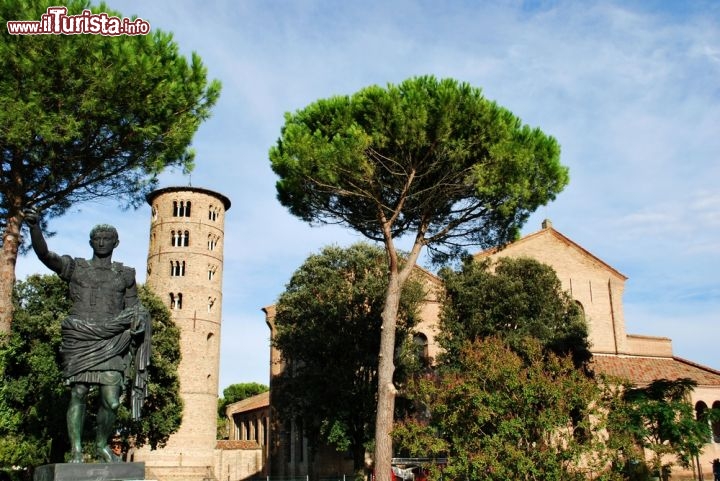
96 445 120 463
69 450 83 463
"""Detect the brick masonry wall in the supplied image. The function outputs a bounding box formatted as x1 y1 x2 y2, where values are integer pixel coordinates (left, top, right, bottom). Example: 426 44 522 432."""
625 334 673 357
135 187 230 477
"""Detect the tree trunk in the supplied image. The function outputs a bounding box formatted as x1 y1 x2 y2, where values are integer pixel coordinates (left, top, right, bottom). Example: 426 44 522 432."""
374 271 401 481
373 233 425 481
0 211 22 335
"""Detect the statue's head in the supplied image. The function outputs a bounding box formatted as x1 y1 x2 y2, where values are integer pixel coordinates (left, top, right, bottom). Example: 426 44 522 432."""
89 224 119 256
90 224 118 241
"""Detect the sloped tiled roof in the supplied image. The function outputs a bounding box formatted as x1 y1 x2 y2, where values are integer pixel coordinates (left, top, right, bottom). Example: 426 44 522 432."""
592 354 720 386
226 390 270 415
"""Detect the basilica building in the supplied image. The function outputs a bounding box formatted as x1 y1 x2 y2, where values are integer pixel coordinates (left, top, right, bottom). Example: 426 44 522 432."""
228 220 720 480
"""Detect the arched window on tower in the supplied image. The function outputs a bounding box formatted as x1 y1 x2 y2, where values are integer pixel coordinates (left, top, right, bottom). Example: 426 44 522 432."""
209 205 219 221
173 200 192 217
208 264 217 281
208 234 219 251
170 261 185 277
208 297 216 313
176 293 183 309
173 230 189 246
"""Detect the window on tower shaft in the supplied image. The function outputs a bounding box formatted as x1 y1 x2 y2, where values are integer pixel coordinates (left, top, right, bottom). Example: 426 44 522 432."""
172 230 190 247
170 260 186 276
208 234 219 251
172 200 192 217
209 205 219 221
171 293 183 309
170 293 183 309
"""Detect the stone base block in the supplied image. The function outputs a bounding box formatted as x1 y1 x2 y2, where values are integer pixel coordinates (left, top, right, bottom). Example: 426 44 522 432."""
34 462 145 481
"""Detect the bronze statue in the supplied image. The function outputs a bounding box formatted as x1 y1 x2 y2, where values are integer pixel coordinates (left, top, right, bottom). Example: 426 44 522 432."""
24 209 150 464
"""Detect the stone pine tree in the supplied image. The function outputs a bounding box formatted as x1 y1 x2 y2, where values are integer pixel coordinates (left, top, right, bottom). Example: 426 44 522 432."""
269 75 569 481
0 0 221 333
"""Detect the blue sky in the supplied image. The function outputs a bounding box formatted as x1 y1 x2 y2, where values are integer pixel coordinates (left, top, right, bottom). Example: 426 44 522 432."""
14 0 720 390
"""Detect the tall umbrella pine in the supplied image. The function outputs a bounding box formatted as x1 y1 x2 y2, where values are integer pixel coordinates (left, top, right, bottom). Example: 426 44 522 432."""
0 0 220 333
269 76 569 481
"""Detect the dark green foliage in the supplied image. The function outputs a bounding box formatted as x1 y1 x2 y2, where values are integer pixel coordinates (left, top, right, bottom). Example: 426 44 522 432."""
272 243 425 472
393 257 605 480
439 256 591 368
393 336 601 481
0 274 68 467
0 0 221 222
270 76 567 263
218 382 269 417
0 275 182 467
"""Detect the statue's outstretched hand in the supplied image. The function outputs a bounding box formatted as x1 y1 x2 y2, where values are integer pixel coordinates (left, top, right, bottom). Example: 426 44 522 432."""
23 207 40 227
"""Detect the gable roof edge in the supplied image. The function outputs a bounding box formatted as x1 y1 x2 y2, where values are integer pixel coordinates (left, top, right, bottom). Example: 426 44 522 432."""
475 226 628 281
673 356 720 379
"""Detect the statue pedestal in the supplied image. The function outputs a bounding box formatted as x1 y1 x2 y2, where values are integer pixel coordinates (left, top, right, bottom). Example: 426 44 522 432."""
34 462 145 481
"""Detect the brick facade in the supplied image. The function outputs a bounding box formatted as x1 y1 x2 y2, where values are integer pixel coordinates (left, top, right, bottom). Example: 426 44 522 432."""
261 220 720 480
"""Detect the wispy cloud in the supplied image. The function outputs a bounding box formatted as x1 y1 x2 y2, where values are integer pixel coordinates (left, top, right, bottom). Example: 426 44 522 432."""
28 0 713 387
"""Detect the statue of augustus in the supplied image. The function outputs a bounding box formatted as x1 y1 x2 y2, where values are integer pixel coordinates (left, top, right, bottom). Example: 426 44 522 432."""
25 209 150 463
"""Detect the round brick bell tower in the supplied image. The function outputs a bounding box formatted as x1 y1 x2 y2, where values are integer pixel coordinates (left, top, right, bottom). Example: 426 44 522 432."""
138 186 231 480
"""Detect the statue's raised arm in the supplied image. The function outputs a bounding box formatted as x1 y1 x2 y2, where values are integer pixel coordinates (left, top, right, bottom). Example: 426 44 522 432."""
24 207 67 276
